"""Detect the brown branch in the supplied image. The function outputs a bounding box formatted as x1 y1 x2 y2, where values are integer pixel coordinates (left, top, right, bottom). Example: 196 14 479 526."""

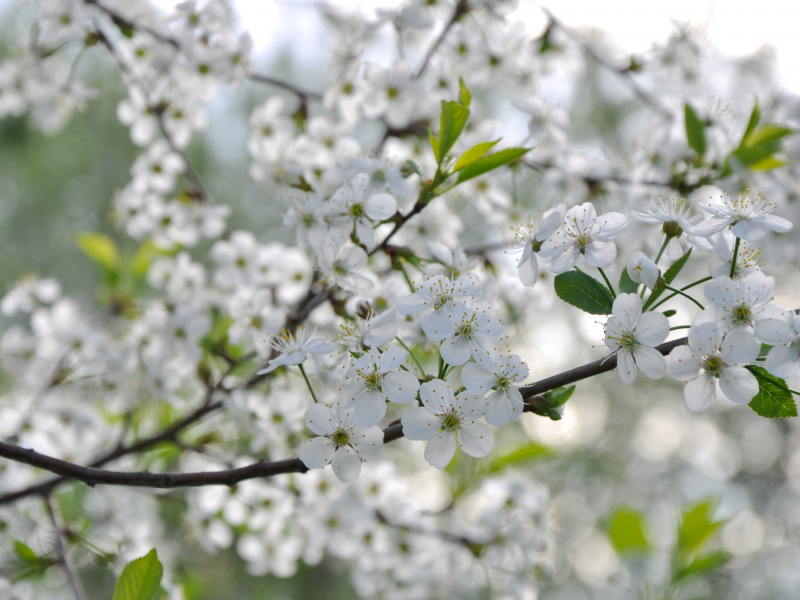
0 340 688 496
45 496 87 600
247 72 322 101
414 0 470 79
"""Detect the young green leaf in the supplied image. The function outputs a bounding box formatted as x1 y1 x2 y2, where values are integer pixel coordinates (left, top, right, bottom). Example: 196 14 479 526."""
76 232 120 271
673 550 731 583
544 385 575 407
684 103 707 156
745 365 798 418
437 100 470 164
643 248 692 310
677 501 723 557
662 309 677 317
489 442 553 472
455 147 529 184
619 268 639 294
428 127 440 164
14 540 40 565
458 78 471 108
113 549 164 600
554 271 614 314
607 507 651 554
452 140 500 172
741 98 761 143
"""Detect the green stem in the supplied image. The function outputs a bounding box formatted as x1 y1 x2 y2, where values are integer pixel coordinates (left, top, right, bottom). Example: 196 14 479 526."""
398 261 416 293
649 276 713 311
790 388 800 397
729 236 741 279
298 364 318 404
597 268 616 299
654 236 670 264
396 337 426 376
663 285 705 310
670 325 691 330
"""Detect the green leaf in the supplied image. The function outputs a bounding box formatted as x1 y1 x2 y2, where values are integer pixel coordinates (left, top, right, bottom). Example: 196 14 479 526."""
743 124 793 147
113 549 164 600
405 159 425 180
745 365 798 418
607 507 651 554
14 541 39 565
553 271 614 315
619 268 639 294
544 385 575 407
437 100 470 164
677 501 723 557
428 127 440 163
741 98 761 143
453 140 500 172
674 550 731 583
750 156 789 171
455 147 529 184
458 78 471 108
76 232 120 271
643 248 692 310
489 442 553 472
684 103 707 156
759 343 773 358
662 309 677 317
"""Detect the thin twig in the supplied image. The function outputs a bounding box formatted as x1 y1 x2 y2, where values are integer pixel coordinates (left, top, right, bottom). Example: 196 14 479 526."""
414 0 470 79
45 496 87 600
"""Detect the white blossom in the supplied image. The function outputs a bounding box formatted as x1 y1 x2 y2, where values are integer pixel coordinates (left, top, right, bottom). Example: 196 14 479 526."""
421 300 503 366
461 353 529 427
401 379 494 468
397 273 483 316
507 204 566 287
691 191 793 242
761 311 800 379
255 326 337 375
334 308 397 350
626 252 660 290
325 173 397 249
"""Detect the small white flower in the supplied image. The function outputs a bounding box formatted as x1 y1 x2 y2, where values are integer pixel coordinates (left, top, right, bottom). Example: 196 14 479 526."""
325 173 397 249
668 322 759 412
539 202 627 274
334 308 397 350
691 191 792 242
421 301 503 366
761 311 800 379
300 403 384 482
507 204 566 287
313 237 372 293
396 273 483 316
401 379 494 469
423 242 477 280
255 326 337 375
626 252 660 290
282 190 327 248
461 353 529 427
707 232 761 279
130 139 185 194
1 276 61 316
702 271 780 353
631 195 701 231
227 288 286 353
339 346 421 428
604 294 669 385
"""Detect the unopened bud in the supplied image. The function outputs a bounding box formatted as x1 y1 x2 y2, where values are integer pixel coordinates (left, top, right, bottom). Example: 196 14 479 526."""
355 300 372 319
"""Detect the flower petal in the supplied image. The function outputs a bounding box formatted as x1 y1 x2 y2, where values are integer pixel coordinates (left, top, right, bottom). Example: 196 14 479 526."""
617 350 637 385
421 314 456 341
349 426 384 454
331 445 362 482
401 406 440 440
304 404 336 436
441 335 472 366
461 362 496 394
765 345 800 379
382 370 420 404
353 391 387 428
684 375 717 413
636 312 669 346
365 193 397 220
584 240 617 268
634 345 667 380
423 432 457 469
299 437 336 469
718 366 759 404
457 422 494 458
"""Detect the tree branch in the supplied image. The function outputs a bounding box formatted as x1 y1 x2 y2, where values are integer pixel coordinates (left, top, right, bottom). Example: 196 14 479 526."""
0 338 688 497
414 0 470 79
45 495 87 600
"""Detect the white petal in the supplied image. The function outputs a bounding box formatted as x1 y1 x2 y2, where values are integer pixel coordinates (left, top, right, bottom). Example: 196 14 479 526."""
349 426 384 453
668 345 703 381
718 366 759 404
423 432 457 468
401 406 440 440
457 422 494 458
331 446 362 482
731 220 767 242
304 404 336 436
548 248 579 274
461 363 495 394
299 437 336 469
612 293 642 330
353 392 387 428
483 390 513 427
365 193 397 220
583 240 617 268
339 246 368 271
378 346 407 373
518 253 539 287
765 345 800 379
636 312 669 346
382 370 420 404
441 335 473 366
634 345 667 380
721 327 760 364
420 379 455 414
684 375 717 413
421 314 456 341
754 213 792 233
691 217 728 238
396 293 428 315
593 212 627 239
617 350 637 385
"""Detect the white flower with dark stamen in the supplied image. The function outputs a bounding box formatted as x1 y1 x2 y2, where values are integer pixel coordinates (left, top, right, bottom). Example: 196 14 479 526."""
300 403 383 482
334 308 397 350
313 237 372 293
421 301 503 366
668 321 759 412
626 252 660 290
255 326 337 375
707 232 761 279
423 242 478 279
461 353 529 427
507 204 566 287
339 346 420 428
324 173 397 249
396 273 483 316
401 379 494 469
702 271 780 353
539 202 627 274
691 191 793 242
604 294 669 385
761 311 800 378
631 195 701 232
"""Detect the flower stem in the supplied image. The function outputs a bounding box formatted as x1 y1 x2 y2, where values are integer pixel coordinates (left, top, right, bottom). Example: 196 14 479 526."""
649 276 713 311
298 364 318 403
597 268 616 299
398 261 416 293
396 337 426 376
663 285 705 310
789 388 800 397
729 236 741 279
670 325 691 330
654 236 670 264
